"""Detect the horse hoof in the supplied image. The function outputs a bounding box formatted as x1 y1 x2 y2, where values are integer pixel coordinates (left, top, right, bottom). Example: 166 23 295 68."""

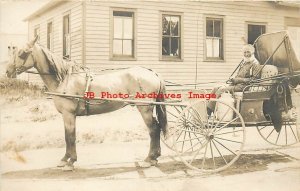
139 160 158 168
57 160 68 167
62 164 74 171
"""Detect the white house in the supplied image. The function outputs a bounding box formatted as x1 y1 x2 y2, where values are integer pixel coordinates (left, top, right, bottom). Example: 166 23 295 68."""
24 1 300 87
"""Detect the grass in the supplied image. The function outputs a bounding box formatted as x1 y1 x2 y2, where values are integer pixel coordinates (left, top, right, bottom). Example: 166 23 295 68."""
0 77 45 99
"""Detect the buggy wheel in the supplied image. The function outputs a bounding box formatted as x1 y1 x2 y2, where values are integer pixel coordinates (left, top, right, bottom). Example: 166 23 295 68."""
256 116 299 146
174 99 246 173
161 105 187 151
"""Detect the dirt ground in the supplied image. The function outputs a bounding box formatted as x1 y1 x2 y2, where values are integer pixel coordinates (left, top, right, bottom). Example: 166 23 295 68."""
1 97 300 191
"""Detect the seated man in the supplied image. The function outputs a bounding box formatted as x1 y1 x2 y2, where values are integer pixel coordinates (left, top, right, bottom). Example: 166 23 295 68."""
207 44 261 113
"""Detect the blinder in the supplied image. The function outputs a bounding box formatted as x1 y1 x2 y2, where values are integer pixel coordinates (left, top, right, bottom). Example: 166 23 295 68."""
18 49 30 60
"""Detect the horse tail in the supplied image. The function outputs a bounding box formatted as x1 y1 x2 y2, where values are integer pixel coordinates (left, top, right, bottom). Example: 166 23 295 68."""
156 80 168 137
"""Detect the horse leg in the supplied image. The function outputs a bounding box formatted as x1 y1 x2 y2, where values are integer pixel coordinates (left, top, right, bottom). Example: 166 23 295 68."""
137 106 161 167
57 112 77 171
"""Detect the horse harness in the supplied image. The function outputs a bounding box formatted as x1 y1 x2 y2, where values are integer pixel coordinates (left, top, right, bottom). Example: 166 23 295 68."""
63 65 95 116
83 70 94 116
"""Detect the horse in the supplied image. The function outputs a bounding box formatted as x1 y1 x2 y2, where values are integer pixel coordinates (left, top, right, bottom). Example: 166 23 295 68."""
6 36 168 171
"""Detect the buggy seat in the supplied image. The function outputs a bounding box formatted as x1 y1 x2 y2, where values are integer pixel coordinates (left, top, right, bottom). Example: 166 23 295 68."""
233 64 279 118
233 64 279 100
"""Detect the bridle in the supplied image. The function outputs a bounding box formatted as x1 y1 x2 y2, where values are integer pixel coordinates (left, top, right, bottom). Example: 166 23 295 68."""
15 49 33 74
15 48 54 75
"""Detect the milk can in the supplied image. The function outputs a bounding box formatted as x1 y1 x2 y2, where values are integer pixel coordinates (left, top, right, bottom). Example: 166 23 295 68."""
216 92 235 121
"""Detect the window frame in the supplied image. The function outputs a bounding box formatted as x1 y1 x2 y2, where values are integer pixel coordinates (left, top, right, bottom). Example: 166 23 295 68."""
62 12 71 59
246 22 267 45
160 11 183 61
110 7 137 61
47 20 53 51
204 15 225 62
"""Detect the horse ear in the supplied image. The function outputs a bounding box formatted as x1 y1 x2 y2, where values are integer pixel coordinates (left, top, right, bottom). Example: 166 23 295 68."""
28 35 39 48
241 37 247 45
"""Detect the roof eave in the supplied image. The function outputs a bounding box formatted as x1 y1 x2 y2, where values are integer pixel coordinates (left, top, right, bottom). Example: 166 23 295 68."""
23 0 67 21
275 1 300 8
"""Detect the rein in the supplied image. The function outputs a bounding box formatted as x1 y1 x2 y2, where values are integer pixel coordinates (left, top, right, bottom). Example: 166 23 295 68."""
25 70 54 75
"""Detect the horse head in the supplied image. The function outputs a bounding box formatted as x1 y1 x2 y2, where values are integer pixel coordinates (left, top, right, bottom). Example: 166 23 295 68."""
6 36 39 78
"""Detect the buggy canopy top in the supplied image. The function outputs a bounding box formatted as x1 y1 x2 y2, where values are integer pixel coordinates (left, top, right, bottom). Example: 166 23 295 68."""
254 31 300 75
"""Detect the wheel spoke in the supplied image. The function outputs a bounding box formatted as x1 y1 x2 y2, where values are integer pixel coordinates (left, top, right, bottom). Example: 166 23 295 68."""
181 129 188 152
214 129 244 136
188 141 206 165
214 117 239 134
167 110 178 118
174 106 183 115
266 128 275 139
212 106 231 130
212 140 228 164
187 126 194 151
181 117 206 135
203 101 209 129
288 122 298 142
258 125 267 131
210 141 216 169
174 100 245 172
214 139 237 156
175 128 184 141
201 141 209 170
176 135 206 143
256 121 299 146
214 136 242 144
188 108 208 133
275 128 281 144
183 137 206 153
190 107 207 131
176 128 205 135
285 123 287 145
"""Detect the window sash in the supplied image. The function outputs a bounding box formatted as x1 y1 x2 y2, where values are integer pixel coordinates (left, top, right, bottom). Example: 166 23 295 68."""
63 15 70 58
206 37 222 58
113 11 134 57
162 14 181 58
205 18 223 60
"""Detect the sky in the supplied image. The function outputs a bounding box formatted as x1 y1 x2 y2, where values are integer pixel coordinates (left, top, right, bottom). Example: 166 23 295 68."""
0 0 49 63
0 0 49 34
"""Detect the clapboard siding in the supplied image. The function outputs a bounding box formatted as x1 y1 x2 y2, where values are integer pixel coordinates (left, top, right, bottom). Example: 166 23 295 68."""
26 0 300 88
27 1 83 84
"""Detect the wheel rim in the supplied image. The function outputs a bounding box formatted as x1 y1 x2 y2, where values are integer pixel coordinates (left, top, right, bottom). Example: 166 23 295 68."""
174 99 246 172
256 120 299 146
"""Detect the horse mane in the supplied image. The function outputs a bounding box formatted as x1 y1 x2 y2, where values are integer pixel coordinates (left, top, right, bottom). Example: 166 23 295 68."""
39 45 72 82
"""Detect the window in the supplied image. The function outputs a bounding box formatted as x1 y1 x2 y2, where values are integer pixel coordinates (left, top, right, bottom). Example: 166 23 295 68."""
63 14 70 59
162 14 181 59
205 17 223 60
47 22 53 50
112 11 134 58
247 24 266 44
